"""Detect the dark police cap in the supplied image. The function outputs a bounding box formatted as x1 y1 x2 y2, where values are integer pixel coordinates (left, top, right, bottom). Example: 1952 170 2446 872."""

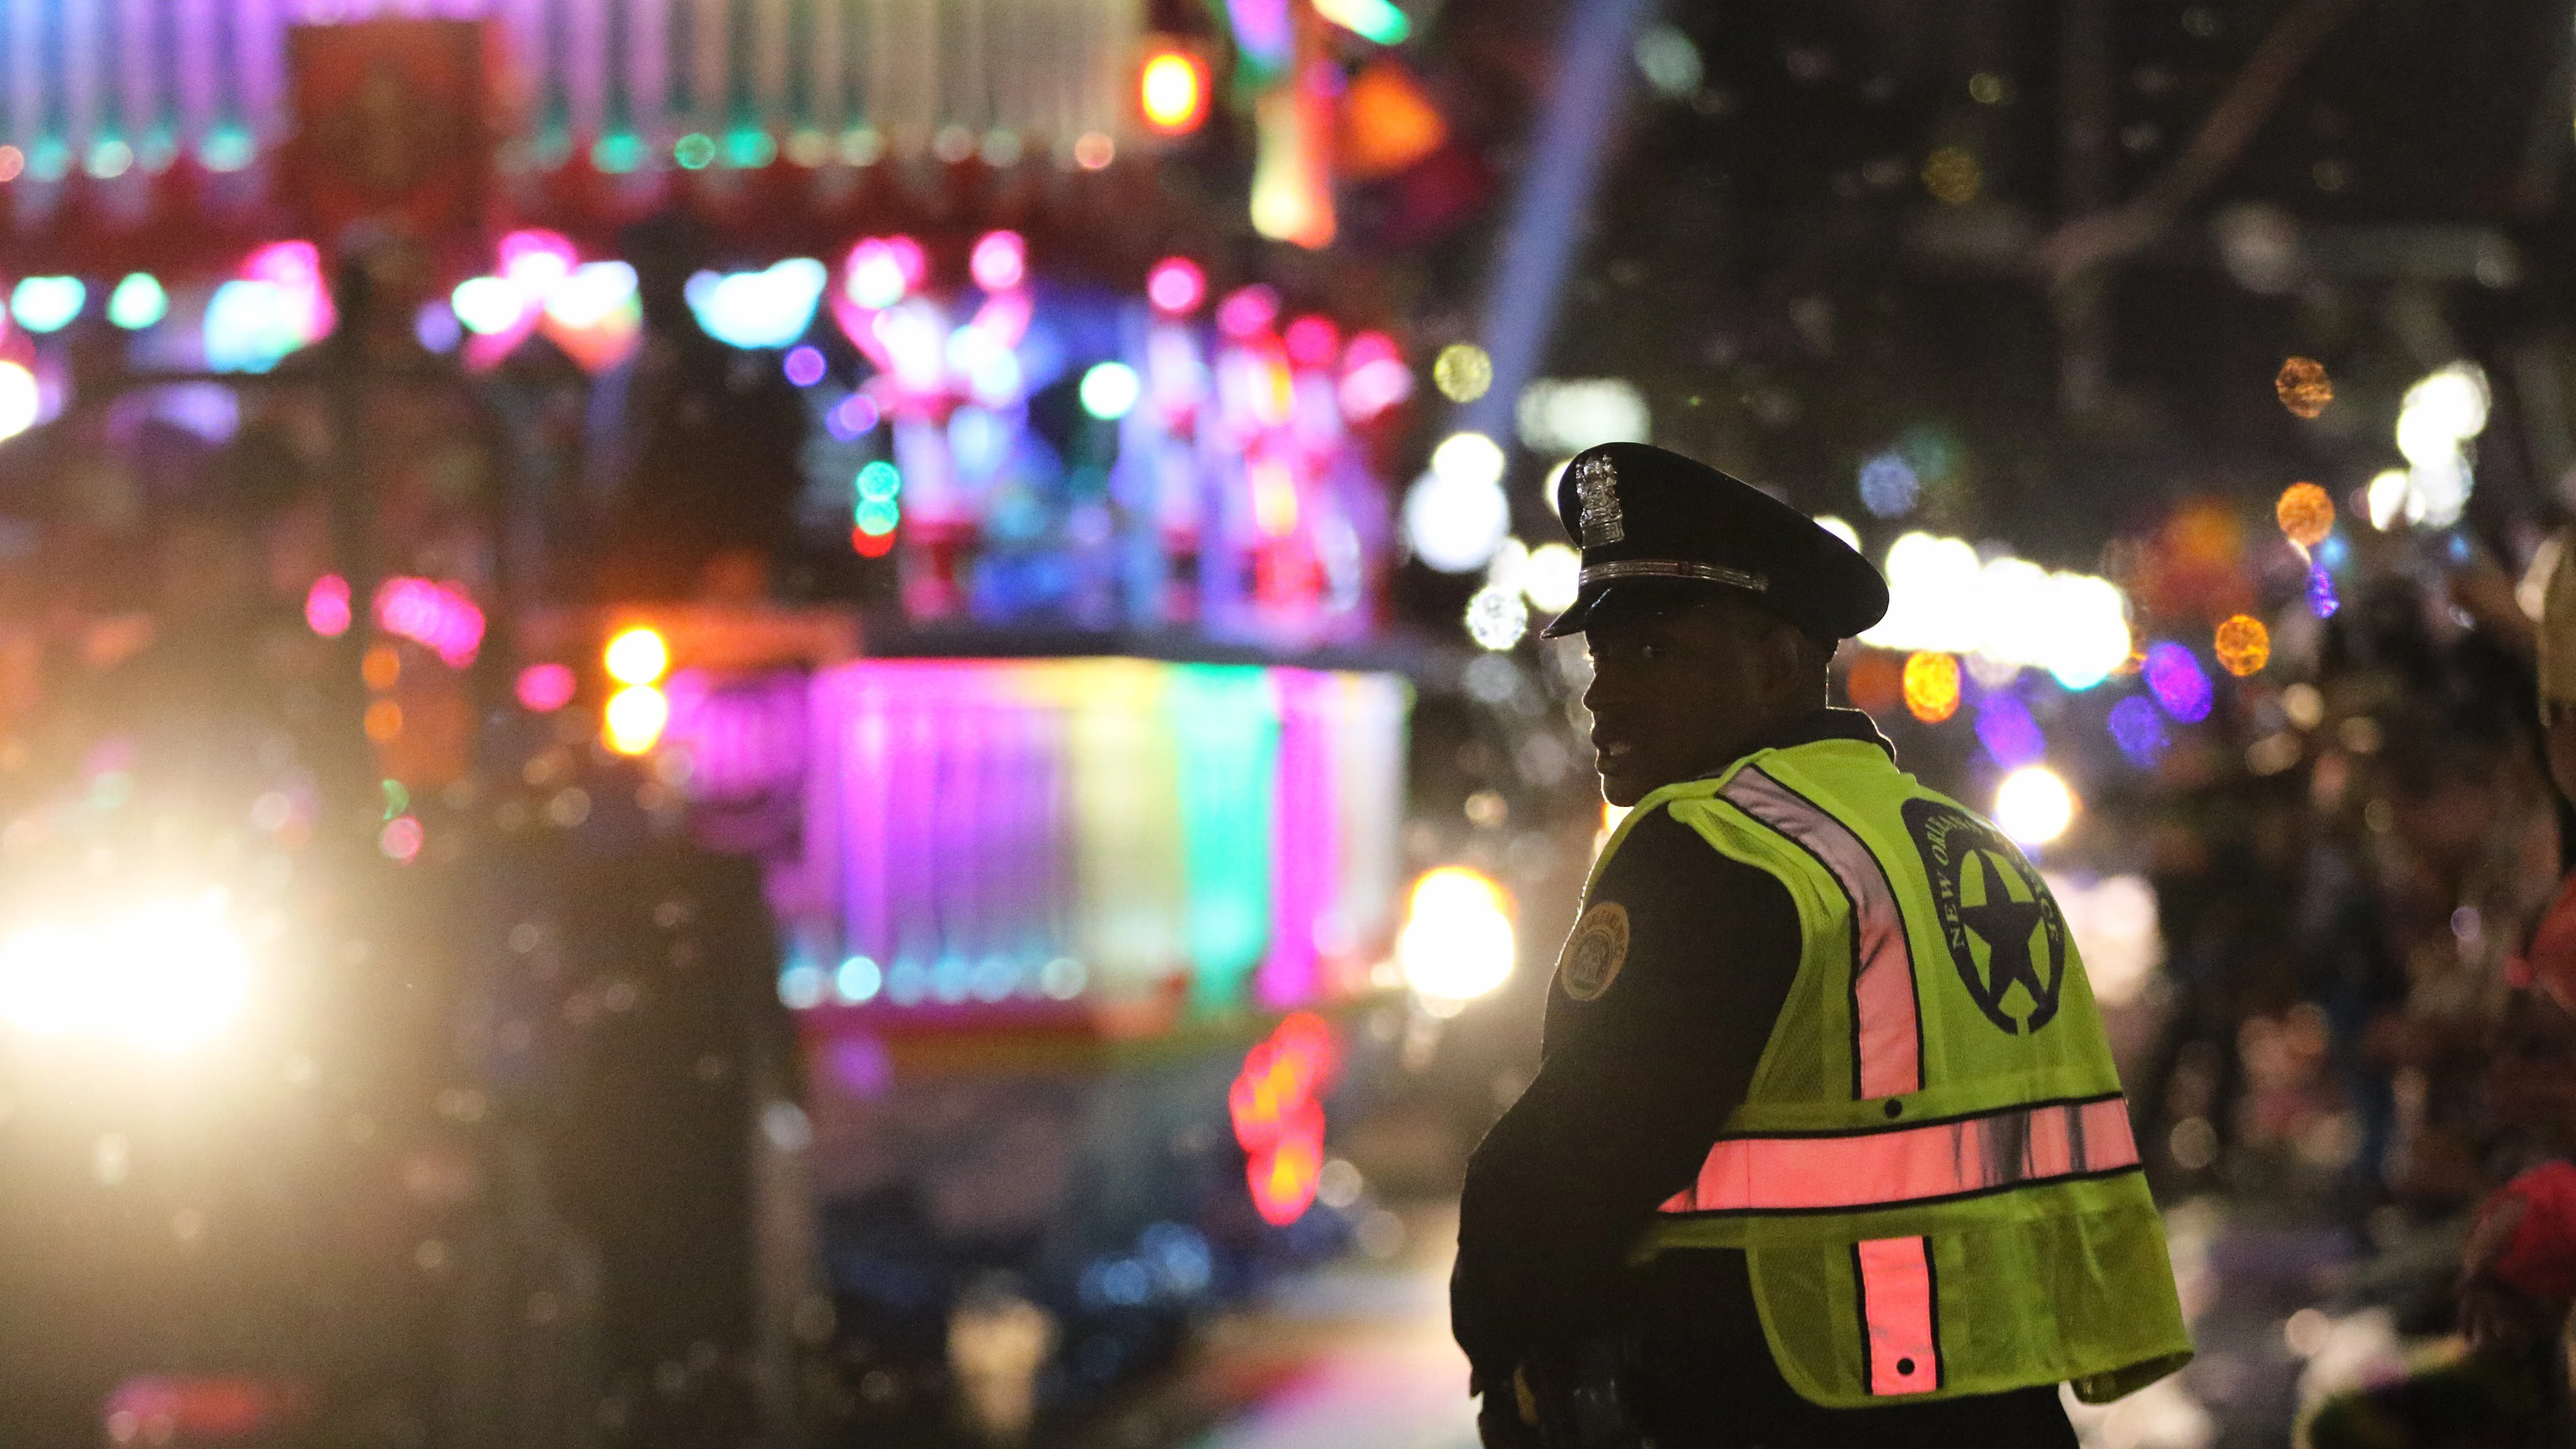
1541 442 1888 641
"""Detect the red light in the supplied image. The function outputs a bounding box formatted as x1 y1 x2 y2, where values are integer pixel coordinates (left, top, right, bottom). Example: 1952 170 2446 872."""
1216 285 1280 340
1283 315 1339 368
1229 1011 1337 1226
1147 257 1206 316
1139 50 1210 135
852 525 896 558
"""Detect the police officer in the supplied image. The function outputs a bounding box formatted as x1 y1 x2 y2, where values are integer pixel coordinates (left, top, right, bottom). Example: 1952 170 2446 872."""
1453 444 2191 1449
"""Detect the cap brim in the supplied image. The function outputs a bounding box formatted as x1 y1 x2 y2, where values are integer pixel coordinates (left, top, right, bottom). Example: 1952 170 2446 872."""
1539 579 1742 638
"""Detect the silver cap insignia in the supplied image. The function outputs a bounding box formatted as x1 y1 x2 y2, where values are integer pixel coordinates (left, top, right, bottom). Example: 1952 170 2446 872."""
1573 454 1624 548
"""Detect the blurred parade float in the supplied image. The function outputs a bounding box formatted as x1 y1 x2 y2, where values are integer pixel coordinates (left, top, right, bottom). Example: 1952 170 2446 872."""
0 0 1479 1444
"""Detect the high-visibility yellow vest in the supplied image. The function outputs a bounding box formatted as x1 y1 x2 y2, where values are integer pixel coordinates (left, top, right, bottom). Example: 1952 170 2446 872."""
1581 736 2192 1408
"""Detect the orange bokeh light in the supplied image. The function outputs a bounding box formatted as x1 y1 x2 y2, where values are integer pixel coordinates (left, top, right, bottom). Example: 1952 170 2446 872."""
1901 651 1961 724
2214 615 2271 677
2275 482 2335 549
2276 357 2333 419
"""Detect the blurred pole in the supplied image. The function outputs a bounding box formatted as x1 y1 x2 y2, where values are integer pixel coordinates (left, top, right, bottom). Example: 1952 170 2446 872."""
1459 0 1660 530
2056 0 2113 417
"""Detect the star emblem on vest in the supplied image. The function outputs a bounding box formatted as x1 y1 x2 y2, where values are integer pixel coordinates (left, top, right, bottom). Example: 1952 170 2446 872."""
1901 800 2068 1035
1573 455 1625 547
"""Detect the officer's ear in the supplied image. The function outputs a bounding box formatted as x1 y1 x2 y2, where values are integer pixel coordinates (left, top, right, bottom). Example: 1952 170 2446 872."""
1744 614 1816 696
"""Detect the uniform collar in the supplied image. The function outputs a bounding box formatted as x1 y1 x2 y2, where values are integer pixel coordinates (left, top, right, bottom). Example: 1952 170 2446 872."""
1694 707 1895 782
1769 706 1896 757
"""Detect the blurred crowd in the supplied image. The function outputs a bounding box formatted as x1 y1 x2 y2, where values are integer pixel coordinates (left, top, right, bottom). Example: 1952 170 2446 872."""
2106 531 2576 1449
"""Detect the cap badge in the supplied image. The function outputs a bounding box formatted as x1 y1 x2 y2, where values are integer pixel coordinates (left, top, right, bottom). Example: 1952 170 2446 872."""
1573 454 1625 547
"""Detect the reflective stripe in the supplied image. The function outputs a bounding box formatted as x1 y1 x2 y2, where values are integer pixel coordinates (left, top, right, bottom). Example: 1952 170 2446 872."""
1856 1236 1940 1395
1658 1096 2140 1215
1720 766 1923 1100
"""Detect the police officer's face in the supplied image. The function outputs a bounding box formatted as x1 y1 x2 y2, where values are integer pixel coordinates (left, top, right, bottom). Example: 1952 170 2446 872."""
1583 602 1815 807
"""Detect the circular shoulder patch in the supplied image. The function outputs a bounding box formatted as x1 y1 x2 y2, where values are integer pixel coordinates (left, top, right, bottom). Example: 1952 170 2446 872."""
1556 901 1632 1002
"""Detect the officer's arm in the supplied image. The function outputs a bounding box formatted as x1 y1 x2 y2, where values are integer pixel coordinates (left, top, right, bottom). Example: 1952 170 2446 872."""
1452 807 1802 1383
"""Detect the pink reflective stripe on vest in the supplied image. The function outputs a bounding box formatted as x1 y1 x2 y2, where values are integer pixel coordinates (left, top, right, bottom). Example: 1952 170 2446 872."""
1658 1095 2140 1215
1718 766 1922 1099
1856 1236 1939 1395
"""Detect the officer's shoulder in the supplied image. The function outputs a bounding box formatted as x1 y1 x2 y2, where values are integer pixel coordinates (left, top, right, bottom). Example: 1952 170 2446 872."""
1595 799 1782 894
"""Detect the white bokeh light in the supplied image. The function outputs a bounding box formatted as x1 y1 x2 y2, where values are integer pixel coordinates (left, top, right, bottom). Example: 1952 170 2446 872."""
1404 468 1512 574
1397 868 1516 1005
1523 543 1582 614
1862 532 2130 690
1431 430 1508 490
1995 766 2077 847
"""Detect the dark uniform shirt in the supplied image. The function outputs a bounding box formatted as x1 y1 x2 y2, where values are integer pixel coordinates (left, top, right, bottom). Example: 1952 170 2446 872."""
1454 708 2076 1448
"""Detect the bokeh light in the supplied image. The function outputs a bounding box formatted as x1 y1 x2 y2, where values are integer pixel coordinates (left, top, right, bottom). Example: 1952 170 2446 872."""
1139 49 1211 134
782 345 827 387
1994 766 2075 847
844 238 913 310
2142 642 2213 722
0 361 37 443
1430 430 1506 490
1403 467 1510 574
826 394 881 440
106 273 167 330
1283 316 1339 368
1464 586 1528 651
1921 146 1982 204
970 230 1027 291
683 258 828 349
2308 562 2340 619
2275 357 2333 418
2107 696 2169 767
1146 257 1206 315
1857 451 1921 517
1975 693 2046 769
1397 868 1515 1003
1522 543 1581 614
603 627 670 686
1864 532 2133 690
1902 651 1961 723
9 276 84 332
604 685 670 755
379 816 425 864
303 575 351 638
1433 343 1493 404
1080 361 1142 419
2214 614 2271 677
2275 482 2335 549
516 663 577 713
